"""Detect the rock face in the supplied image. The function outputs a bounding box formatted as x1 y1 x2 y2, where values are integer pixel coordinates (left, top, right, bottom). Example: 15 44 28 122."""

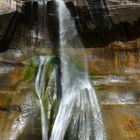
64 0 140 47
72 0 140 26
0 0 140 50
0 0 17 15
106 0 140 24
0 0 23 52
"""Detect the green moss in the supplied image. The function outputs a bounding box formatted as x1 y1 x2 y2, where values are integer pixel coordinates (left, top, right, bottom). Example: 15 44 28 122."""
22 56 39 82
90 75 97 81
22 56 59 82
48 56 60 65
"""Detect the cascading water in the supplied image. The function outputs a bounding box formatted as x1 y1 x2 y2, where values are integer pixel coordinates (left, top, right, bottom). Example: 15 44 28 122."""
35 56 50 140
32 0 47 42
34 1 48 139
37 0 47 38
34 0 106 139
50 0 107 140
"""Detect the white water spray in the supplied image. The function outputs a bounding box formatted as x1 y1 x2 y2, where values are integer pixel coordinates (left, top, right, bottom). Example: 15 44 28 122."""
50 0 107 140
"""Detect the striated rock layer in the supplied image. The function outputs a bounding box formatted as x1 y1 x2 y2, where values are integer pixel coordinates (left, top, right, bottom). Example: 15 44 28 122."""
0 0 140 50
66 0 140 47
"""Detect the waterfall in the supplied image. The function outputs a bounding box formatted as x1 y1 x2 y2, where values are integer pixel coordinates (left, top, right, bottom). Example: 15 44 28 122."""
35 56 50 140
50 0 107 140
32 0 47 42
34 1 48 139
37 0 47 38
34 0 106 139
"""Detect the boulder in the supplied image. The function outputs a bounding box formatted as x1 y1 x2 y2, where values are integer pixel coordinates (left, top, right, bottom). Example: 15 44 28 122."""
0 0 17 15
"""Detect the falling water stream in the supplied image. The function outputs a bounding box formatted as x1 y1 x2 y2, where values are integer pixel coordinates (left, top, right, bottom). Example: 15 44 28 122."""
50 0 107 140
32 0 47 42
35 56 50 140
37 0 47 38
34 1 48 139
34 0 106 139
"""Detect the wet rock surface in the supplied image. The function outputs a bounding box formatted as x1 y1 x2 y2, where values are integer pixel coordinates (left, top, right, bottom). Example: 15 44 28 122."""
86 40 140 139
0 38 140 139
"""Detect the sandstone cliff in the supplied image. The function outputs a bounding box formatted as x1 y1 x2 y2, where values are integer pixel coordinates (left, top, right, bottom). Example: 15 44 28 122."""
0 0 140 50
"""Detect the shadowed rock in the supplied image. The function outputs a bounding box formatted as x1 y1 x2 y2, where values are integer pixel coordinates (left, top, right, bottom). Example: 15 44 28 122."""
0 0 140 51
65 0 140 47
